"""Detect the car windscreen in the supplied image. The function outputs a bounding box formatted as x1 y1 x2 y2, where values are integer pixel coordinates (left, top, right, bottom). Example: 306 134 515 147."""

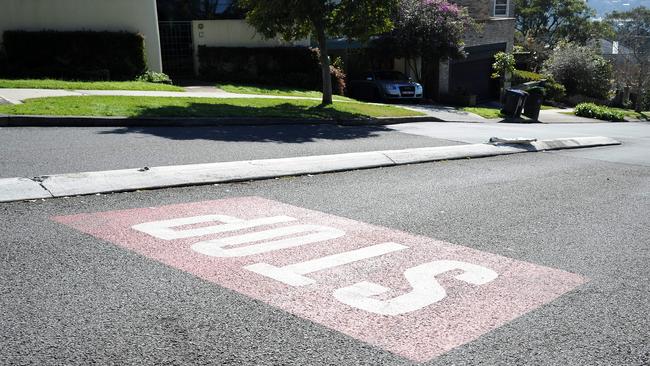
373 71 409 81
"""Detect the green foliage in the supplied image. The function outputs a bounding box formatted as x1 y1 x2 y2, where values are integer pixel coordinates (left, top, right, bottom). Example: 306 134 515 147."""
136 71 173 85
544 43 613 99
2 31 147 81
512 69 544 84
510 69 566 101
514 0 612 47
574 103 626 121
514 0 613 70
238 0 396 104
543 81 567 101
372 0 476 71
238 0 395 43
606 7 650 57
331 56 345 71
198 46 345 95
526 86 546 96
605 7 650 112
492 52 516 79
641 89 650 111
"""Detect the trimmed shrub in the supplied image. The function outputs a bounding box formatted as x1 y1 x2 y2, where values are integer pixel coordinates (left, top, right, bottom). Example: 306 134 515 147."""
541 80 566 102
511 69 565 102
543 44 613 100
512 69 545 85
136 71 173 84
2 31 147 81
574 103 626 121
198 46 345 95
526 85 546 96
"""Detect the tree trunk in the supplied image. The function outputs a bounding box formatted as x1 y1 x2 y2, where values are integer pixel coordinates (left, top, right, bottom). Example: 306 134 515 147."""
635 67 645 113
407 57 421 82
315 24 333 106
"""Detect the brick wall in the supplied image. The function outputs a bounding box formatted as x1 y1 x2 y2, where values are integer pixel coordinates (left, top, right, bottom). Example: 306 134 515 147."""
465 18 515 51
453 0 516 20
452 0 516 51
454 0 492 19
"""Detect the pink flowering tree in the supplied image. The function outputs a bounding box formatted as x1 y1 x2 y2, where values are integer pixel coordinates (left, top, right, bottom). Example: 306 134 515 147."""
374 0 476 81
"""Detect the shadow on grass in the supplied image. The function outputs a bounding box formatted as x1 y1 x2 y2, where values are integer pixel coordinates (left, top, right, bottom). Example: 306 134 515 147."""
129 102 372 120
97 102 392 143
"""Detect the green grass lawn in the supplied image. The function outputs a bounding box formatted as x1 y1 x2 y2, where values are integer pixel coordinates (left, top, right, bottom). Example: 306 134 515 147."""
0 96 424 119
0 79 184 92
459 107 504 119
606 107 649 121
218 83 355 102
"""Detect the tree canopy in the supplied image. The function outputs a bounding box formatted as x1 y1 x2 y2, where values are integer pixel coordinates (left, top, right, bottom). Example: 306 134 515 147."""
515 0 611 47
238 0 397 104
606 7 650 55
371 0 475 81
605 6 650 111
543 43 613 100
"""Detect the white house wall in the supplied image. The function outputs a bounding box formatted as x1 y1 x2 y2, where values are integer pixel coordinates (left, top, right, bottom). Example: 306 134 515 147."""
192 20 310 75
0 0 162 72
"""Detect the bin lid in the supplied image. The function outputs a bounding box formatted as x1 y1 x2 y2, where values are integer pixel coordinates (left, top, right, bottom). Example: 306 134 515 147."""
506 89 529 96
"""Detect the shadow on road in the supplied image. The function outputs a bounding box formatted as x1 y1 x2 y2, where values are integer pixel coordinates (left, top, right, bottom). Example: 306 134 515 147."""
97 124 391 143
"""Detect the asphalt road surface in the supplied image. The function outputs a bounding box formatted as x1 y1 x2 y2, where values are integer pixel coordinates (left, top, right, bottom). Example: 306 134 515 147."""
390 121 650 167
1 122 647 180
0 125 454 178
2 147 649 365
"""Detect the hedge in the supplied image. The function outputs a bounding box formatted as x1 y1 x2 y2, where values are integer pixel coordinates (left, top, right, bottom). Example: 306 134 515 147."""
0 47 7 78
574 103 626 122
2 31 147 81
512 69 545 85
512 69 565 102
198 46 345 95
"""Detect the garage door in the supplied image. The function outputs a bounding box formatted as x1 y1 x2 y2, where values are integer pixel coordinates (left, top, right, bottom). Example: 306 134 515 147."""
450 43 506 102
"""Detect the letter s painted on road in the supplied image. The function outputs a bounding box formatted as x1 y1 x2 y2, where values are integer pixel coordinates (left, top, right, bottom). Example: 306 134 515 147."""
333 260 498 316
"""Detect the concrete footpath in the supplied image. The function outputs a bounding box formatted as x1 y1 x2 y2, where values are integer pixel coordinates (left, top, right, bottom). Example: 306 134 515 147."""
0 136 620 203
0 87 321 104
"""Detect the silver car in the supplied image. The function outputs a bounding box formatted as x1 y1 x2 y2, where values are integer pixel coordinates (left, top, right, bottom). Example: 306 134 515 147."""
348 71 424 102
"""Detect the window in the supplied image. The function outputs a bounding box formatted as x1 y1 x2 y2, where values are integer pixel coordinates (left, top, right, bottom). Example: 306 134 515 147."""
373 71 409 81
157 0 244 21
493 0 509 17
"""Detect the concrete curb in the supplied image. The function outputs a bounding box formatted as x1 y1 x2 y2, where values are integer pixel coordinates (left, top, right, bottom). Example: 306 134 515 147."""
0 136 621 203
0 178 53 202
0 114 440 127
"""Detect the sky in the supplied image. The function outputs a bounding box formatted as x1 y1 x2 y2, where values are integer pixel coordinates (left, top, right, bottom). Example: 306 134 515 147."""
589 0 650 16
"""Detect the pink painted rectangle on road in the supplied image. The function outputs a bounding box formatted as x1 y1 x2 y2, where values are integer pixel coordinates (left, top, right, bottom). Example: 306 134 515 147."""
53 197 586 362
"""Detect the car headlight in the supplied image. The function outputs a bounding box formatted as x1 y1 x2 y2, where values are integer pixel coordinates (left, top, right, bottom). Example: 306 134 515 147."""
384 84 400 93
415 84 423 93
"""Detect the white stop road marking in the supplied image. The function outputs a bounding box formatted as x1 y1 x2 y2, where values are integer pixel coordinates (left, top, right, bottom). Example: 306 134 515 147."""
54 197 586 362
